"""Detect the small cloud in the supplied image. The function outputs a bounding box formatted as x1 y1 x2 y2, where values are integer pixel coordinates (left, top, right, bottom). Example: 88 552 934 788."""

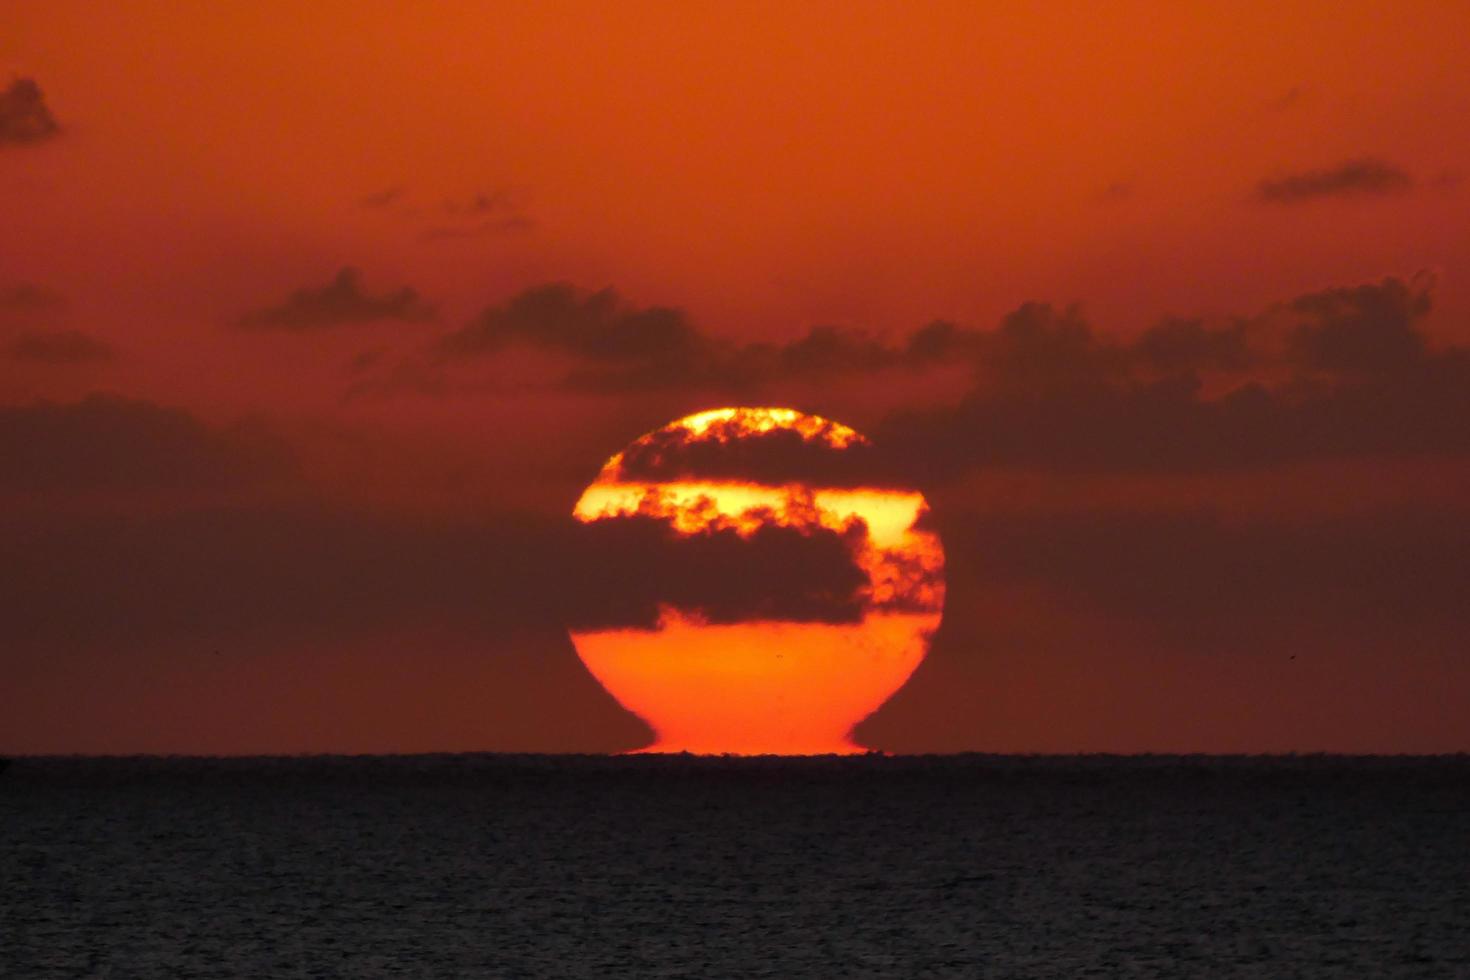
0 394 293 493
438 283 703 362
0 283 66 324
1097 180 1134 203
1263 86 1306 113
5 329 115 364
564 512 872 630
1430 170 1462 193
0 77 59 146
444 191 515 217
1256 157 1414 204
345 349 385 375
360 185 407 208
236 267 437 330
422 190 533 241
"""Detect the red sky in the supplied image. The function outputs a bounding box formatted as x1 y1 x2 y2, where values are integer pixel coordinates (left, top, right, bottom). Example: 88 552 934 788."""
3 2 1468 753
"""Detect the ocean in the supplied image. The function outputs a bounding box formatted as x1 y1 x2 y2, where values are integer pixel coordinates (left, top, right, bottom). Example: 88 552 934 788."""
2 755 1466 978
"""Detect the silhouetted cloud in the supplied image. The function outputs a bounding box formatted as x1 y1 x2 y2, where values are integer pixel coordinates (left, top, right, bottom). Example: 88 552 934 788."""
360 185 406 208
237 267 436 330
4 329 115 364
1263 85 1306 113
402 272 1470 480
564 512 871 630
614 415 902 488
1431 170 1463 192
0 395 293 493
439 283 711 365
1131 317 1254 373
1256 157 1414 203
0 501 870 655
879 274 1470 478
421 190 533 240
0 77 59 145
1 382 1462 688
0 505 562 654
432 283 962 393
5 479 1465 675
566 322 944 393
0 283 65 325
932 504 1470 650
443 191 514 218
1285 273 1432 375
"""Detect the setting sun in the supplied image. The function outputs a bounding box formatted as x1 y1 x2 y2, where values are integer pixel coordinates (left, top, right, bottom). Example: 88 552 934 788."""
568 407 945 754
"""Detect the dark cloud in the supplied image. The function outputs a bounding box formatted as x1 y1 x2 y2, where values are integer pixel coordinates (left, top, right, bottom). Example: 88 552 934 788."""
345 348 386 375
564 323 917 393
0 394 293 493
433 283 959 393
977 303 1120 388
1256 157 1414 203
237 267 436 330
0 285 112 364
564 512 871 630
6 479 1464 690
859 498 1470 752
1132 317 1254 373
880 273 1470 478
0 505 559 655
360 185 406 208
0 77 59 145
407 273 1469 480
443 191 515 218
1285 274 1431 375
0 283 66 325
931 504 1470 650
2 386 1462 746
439 283 711 365
858 274 1470 481
0 393 875 645
1263 85 1306 113
761 324 897 374
421 190 533 240
5 329 115 364
1431 170 1462 192
614 416 902 489
902 319 984 362
432 284 1262 398
0 502 870 659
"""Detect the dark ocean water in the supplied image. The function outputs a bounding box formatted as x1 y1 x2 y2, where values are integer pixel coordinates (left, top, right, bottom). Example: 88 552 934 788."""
2 755 1466 979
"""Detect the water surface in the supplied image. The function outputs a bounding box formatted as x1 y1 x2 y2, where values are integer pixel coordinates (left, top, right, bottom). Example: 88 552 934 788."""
3 755 1465 978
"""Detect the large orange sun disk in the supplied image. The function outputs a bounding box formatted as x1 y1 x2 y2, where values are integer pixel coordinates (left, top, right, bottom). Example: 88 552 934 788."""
569 407 944 755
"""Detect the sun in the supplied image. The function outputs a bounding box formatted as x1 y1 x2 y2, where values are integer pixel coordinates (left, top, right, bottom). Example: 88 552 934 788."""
568 407 945 755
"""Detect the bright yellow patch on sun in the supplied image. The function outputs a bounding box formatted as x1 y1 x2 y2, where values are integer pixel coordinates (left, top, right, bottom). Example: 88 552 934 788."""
674 406 864 448
574 482 925 549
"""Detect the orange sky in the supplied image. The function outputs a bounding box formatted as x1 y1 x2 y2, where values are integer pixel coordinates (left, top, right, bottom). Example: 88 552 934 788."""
3 3 1468 754
8 3 1470 345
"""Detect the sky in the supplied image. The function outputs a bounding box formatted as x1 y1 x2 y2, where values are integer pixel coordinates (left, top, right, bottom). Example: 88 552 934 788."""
3 1 1469 754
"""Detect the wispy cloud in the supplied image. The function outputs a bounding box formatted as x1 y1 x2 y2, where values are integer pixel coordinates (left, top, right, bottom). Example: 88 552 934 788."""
359 185 407 208
236 267 437 330
5 329 115 364
1256 157 1414 203
421 190 533 240
0 77 59 146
